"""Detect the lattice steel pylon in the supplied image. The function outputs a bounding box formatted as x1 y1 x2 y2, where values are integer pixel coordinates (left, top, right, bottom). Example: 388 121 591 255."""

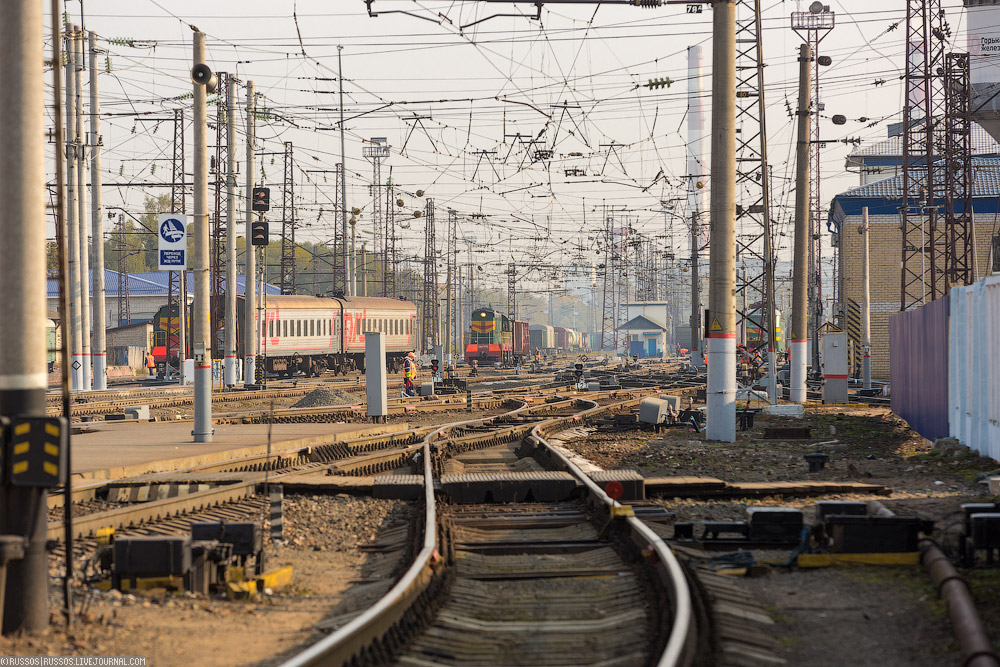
385 177 397 297
447 209 458 354
507 262 516 322
943 51 974 287
279 141 296 295
211 72 228 354
421 198 439 353
734 0 779 348
167 108 186 365
363 138 389 295
901 0 949 310
600 206 617 351
334 163 345 294
115 213 130 327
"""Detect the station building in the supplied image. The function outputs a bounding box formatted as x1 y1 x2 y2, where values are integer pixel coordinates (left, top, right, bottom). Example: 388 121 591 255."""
831 130 1000 381
618 302 671 358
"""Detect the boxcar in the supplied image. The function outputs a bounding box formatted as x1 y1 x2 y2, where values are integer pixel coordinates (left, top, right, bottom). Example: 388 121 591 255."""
512 320 530 362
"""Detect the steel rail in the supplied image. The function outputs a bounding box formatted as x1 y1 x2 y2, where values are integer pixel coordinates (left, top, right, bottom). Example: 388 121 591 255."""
280 404 521 667
529 394 696 667
279 389 657 667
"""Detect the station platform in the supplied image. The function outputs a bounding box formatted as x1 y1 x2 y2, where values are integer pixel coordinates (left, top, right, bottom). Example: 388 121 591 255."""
68 420 410 482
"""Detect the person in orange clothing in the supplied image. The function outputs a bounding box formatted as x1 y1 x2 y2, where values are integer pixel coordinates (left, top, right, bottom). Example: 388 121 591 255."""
402 351 417 397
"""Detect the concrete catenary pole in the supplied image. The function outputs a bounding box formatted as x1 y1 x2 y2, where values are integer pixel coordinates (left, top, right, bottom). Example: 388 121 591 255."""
64 22 82 392
861 206 872 391
0 0 50 633
224 74 238 386
351 219 358 297
89 31 107 391
244 81 257 387
791 43 812 404
706 0 738 443
687 45 707 370
191 32 212 441
338 46 351 296
75 29 91 391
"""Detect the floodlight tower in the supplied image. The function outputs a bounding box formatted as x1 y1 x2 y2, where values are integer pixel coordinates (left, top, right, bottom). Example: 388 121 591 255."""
792 2 834 372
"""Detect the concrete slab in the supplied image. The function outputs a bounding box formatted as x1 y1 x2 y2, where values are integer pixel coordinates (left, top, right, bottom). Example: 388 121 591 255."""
762 404 805 418
68 421 410 482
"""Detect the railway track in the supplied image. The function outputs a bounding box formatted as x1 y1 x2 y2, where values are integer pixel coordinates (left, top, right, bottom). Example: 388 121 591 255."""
281 388 699 667
46 391 642 543
51 373 562 419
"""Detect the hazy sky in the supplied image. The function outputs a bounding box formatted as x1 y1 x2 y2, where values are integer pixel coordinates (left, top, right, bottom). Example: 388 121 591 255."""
45 1 970 293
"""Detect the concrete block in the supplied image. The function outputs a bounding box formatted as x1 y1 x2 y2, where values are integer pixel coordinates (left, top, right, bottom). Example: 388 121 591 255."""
587 382 601 392
762 404 805 418
658 395 681 410
989 478 1000 495
124 405 150 420
639 398 671 425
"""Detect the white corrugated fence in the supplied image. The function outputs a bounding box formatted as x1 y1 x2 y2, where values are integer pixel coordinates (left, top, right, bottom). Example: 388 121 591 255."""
949 275 1000 460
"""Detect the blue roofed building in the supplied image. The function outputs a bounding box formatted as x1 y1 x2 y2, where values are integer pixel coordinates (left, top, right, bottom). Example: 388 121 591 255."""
831 150 1000 381
47 269 280 328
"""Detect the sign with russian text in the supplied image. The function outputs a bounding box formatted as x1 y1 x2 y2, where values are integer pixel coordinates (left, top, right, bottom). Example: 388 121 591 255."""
158 213 187 270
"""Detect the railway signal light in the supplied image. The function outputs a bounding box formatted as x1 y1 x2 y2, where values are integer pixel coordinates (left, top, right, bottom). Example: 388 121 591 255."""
251 220 269 246
574 363 584 379
431 359 439 373
251 187 270 212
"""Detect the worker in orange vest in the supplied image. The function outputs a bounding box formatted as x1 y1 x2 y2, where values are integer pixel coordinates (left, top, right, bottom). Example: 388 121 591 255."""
402 351 417 397
145 351 156 376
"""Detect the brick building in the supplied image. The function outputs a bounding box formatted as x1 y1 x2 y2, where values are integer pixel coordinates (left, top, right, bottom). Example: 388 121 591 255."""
830 156 1000 380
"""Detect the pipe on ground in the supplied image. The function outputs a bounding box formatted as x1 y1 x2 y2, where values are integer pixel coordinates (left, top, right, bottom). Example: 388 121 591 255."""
920 540 1000 667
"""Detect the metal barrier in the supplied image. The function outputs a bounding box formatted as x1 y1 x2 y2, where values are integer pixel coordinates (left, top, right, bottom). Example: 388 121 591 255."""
949 276 1000 460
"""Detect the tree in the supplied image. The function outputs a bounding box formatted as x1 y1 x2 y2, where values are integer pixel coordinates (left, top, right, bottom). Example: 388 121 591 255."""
103 195 169 273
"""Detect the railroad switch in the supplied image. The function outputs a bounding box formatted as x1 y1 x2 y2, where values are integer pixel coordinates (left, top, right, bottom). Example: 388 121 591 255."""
824 515 930 554
747 507 804 543
106 522 278 596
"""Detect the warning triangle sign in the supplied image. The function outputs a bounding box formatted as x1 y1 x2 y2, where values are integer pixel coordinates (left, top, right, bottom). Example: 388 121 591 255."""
709 318 723 333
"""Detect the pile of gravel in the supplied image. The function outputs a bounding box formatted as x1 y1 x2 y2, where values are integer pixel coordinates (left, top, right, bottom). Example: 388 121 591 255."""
291 387 362 408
